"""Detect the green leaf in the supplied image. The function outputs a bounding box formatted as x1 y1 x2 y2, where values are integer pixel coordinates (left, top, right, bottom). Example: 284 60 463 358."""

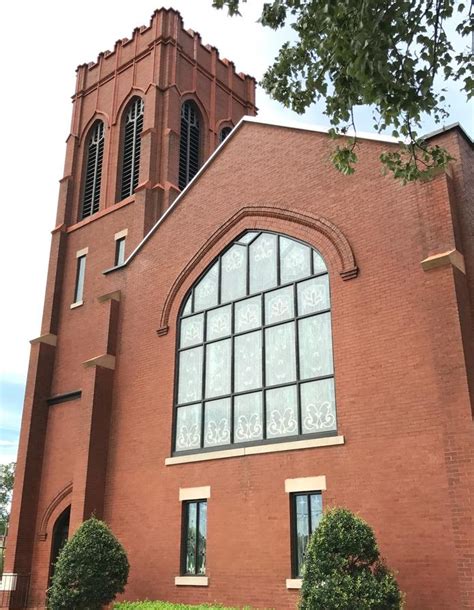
211 0 469 182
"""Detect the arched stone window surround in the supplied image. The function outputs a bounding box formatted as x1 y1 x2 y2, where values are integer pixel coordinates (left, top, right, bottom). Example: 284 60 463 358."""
172 228 338 453
78 111 110 145
158 206 358 336
38 482 73 542
111 87 146 126
167 208 357 456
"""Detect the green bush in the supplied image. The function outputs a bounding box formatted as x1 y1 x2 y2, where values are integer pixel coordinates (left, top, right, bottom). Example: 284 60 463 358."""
300 508 403 610
48 516 129 609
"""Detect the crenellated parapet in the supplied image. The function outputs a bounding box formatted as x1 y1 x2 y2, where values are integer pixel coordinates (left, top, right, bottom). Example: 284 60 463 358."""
74 8 256 109
62 7 256 228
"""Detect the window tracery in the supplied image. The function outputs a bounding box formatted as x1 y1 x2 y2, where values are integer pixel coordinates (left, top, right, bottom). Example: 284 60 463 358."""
174 230 336 453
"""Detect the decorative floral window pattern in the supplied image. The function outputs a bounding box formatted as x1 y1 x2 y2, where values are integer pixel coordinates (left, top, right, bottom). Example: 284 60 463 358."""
174 231 336 453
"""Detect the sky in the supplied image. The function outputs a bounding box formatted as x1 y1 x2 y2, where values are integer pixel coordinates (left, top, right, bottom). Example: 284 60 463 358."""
0 0 472 465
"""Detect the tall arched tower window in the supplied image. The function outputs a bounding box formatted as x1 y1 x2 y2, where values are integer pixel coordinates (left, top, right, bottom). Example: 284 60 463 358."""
179 101 201 190
120 97 144 200
80 120 105 219
174 230 336 454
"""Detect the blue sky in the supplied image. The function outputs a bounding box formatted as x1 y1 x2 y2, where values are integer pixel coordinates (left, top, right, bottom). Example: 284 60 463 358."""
0 380 24 464
0 0 472 465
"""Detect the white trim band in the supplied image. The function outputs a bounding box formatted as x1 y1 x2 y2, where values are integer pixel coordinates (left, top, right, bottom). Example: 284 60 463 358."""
114 229 128 240
76 247 89 258
0 574 17 591
421 249 466 274
165 436 344 466
285 476 326 493
175 576 208 587
179 486 211 501
286 578 302 589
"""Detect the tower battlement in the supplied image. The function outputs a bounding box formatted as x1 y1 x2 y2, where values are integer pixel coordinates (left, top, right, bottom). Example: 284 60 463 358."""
75 8 255 103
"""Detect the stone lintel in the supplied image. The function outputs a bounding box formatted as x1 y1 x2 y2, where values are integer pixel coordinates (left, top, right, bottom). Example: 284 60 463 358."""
421 249 465 274
30 333 57 347
82 354 116 370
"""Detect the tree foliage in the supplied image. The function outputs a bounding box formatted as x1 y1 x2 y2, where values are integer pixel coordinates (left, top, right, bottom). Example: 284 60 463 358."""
213 0 473 181
300 508 403 609
47 517 129 610
0 462 15 534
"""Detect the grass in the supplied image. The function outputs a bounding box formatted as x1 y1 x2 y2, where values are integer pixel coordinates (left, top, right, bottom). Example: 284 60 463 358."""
114 601 258 610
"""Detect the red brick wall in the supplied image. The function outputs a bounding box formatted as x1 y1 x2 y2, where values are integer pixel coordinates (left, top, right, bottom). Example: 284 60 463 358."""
94 125 471 610
5 14 473 609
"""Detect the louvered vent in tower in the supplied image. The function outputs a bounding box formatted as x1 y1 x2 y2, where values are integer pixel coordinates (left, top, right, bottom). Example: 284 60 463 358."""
120 97 144 201
81 121 105 219
179 101 201 190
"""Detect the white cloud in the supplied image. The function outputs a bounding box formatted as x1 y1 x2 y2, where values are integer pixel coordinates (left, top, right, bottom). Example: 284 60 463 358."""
0 449 18 465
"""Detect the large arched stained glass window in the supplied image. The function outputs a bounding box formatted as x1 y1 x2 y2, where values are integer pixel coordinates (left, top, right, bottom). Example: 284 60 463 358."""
120 97 144 200
174 231 337 454
80 120 105 219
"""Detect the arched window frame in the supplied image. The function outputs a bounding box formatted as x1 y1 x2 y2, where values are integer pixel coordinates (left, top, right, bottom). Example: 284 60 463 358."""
219 125 233 144
173 230 337 455
80 120 105 219
48 505 70 584
179 100 202 190
119 96 144 201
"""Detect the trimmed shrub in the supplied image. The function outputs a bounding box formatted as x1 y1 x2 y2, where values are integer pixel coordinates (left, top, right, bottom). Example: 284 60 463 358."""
48 516 129 610
300 508 403 610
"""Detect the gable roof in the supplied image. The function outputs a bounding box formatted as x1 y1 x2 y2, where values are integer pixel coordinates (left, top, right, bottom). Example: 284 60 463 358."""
104 116 472 275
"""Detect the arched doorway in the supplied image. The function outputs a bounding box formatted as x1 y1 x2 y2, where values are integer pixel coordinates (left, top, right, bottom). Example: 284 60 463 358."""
48 505 70 584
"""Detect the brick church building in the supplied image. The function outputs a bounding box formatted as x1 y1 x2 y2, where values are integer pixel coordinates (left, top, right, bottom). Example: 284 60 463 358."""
3 8 473 610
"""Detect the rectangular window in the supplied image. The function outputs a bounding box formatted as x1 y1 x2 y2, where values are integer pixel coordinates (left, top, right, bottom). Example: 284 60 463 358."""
115 237 126 266
74 255 86 303
182 500 207 575
291 492 323 577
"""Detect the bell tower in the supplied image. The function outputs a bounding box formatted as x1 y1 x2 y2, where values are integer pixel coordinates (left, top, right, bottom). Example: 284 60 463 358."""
64 7 256 233
4 9 256 607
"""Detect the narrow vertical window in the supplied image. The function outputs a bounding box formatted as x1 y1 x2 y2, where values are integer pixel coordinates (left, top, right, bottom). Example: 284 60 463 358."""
81 121 105 219
120 97 144 200
182 500 207 575
291 492 323 577
179 101 201 190
219 126 232 143
74 255 86 304
115 237 126 266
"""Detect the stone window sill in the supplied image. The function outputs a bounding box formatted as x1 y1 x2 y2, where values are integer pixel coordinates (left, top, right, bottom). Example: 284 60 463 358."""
70 300 84 309
175 576 208 586
286 578 302 589
165 435 344 466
